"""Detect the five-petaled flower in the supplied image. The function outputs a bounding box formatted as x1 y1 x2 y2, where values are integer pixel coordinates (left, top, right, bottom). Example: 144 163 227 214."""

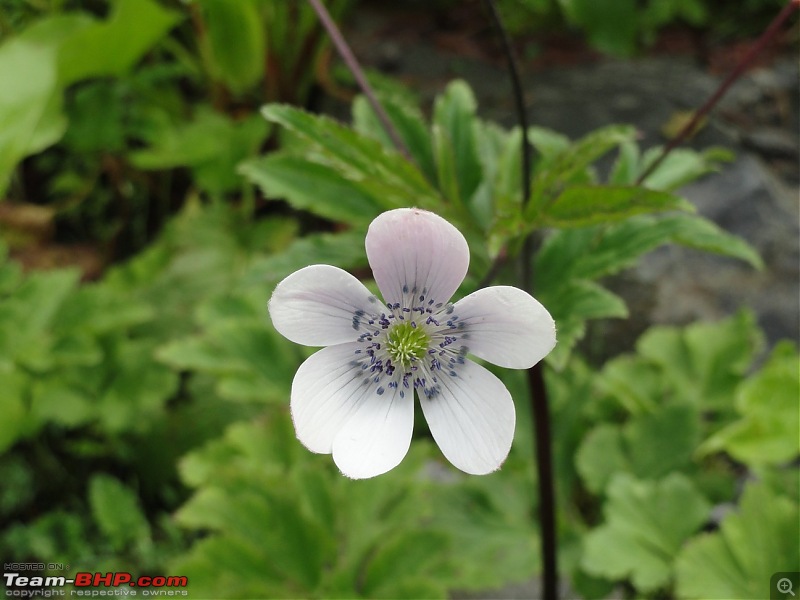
269 208 556 479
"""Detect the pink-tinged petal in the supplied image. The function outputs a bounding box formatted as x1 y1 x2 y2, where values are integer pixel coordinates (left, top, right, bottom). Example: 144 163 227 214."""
290 343 375 454
366 208 469 309
332 383 414 479
452 286 556 369
269 265 380 347
419 359 516 475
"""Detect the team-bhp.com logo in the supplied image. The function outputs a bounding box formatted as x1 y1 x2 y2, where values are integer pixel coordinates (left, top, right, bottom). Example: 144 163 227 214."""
4 572 188 597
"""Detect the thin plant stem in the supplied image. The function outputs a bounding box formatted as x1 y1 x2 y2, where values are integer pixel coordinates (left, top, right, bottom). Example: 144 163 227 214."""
483 2 558 599
306 0 413 161
636 0 799 185
482 0 532 202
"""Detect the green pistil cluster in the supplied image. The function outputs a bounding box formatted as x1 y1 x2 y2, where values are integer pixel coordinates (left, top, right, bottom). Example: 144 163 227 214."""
386 322 430 369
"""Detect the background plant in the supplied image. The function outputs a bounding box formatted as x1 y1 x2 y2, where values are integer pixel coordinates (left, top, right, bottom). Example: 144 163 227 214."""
0 1 797 599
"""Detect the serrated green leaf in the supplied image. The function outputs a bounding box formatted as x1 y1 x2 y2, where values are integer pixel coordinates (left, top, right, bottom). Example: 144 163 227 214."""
529 126 571 158
576 404 701 493
242 230 367 287
535 214 762 300
89 475 150 550
541 185 693 228
177 485 333 590
172 535 288 599
240 153 384 226
156 321 294 403
539 279 628 369
639 146 734 191
636 310 763 410
352 93 437 184
675 482 799 599
527 124 637 216
98 341 179 432
433 80 483 204
132 109 269 194
575 424 627 494
596 355 664 414
665 213 763 269
362 530 450 597
261 104 439 210
582 473 710 592
432 123 460 204
698 341 800 466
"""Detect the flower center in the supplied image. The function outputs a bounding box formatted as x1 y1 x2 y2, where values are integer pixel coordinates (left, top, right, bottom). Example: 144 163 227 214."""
386 322 430 368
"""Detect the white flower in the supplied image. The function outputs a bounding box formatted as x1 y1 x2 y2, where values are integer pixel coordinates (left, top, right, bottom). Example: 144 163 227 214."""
269 208 556 479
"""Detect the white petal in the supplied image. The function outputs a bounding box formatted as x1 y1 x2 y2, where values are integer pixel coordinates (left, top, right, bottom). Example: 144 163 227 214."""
366 208 469 309
290 343 376 454
332 383 414 479
269 264 380 347
452 285 556 369
419 359 516 475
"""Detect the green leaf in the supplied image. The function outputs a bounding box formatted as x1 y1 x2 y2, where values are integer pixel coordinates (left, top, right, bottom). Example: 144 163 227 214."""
0 369 30 452
177 485 332 590
362 530 450 597
575 424 628 495
596 355 664 414
352 93 437 184
639 146 734 191
698 341 800 466
541 185 693 228
261 104 441 212
527 124 637 217
240 153 384 226
636 310 763 410
432 123 460 205
582 473 711 592
675 482 799 599
535 214 762 300
195 0 264 95
131 108 269 195
0 40 61 196
539 279 628 369
173 535 288 599
576 404 701 493
98 341 179 432
89 474 151 550
529 126 571 158
432 80 483 204
564 0 638 56
156 321 295 403
57 0 181 85
664 213 763 269
242 230 368 287
0 268 80 369
31 379 94 428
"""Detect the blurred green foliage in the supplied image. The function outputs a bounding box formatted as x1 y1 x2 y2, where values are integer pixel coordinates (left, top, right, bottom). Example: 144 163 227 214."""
496 0 787 56
0 1 797 599
0 0 347 249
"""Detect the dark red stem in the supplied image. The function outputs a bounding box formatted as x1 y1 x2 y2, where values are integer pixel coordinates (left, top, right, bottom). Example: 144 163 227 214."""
637 0 799 185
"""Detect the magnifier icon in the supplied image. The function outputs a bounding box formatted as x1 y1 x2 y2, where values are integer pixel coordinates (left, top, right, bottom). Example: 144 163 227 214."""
778 578 796 597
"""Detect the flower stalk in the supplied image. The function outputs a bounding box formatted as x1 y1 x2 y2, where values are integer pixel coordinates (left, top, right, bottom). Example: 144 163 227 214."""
306 0 413 161
483 2 559 598
636 0 799 185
